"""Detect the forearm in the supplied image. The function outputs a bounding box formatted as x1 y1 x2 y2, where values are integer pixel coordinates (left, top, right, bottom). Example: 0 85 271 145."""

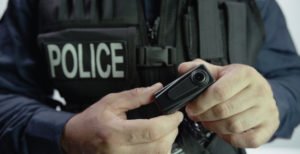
268 74 300 138
0 93 74 154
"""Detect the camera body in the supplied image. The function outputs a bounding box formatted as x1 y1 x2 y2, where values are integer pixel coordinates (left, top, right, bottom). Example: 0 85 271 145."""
127 64 214 119
154 64 214 115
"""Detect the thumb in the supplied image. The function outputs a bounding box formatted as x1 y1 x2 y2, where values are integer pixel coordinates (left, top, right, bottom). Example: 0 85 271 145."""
178 59 223 80
117 83 163 112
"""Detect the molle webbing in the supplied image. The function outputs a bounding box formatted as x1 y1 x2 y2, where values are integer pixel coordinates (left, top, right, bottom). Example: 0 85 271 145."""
40 0 139 33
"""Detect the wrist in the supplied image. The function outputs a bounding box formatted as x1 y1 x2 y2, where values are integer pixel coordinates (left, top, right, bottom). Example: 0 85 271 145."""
60 114 80 154
61 126 70 154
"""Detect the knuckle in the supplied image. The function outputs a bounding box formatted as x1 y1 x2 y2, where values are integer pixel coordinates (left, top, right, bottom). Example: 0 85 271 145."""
270 103 279 114
125 128 141 144
129 88 144 97
255 87 266 98
103 93 116 101
157 144 169 154
226 135 238 147
236 65 256 81
227 119 243 133
98 130 113 143
269 105 280 129
155 130 178 154
212 85 227 102
243 65 256 76
192 102 206 114
193 58 202 63
255 83 271 97
246 134 261 148
143 127 160 141
274 110 280 125
213 104 230 118
100 93 117 107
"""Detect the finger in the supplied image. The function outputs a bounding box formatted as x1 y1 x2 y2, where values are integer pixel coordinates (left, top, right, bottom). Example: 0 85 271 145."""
202 107 264 135
178 59 222 79
221 123 274 148
132 129 178 154
196 86 256 121
161 129 179 154
121 111 183 144
186 64 251 116
152 128 179 154
111 83 163 112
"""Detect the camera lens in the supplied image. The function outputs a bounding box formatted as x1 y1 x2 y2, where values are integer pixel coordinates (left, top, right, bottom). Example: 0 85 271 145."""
191 70 207 85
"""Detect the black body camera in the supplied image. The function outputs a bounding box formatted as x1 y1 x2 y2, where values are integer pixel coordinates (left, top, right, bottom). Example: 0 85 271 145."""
127 64 214 119
153 64 214 115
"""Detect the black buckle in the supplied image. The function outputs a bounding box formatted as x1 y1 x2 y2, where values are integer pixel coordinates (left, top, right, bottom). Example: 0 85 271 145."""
137 46 176 67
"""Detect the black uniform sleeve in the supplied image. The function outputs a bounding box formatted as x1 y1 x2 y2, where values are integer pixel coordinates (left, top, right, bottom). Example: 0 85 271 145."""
0 0 74 153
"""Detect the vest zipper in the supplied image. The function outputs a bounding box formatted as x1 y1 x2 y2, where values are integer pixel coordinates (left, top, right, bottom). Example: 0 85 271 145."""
138 0 162 46
157 0 167 45
146 17 160 45
137 0 148 46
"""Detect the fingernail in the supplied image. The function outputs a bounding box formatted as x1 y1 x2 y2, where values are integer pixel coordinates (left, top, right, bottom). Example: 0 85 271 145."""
177 111 184 122
178 63 190 74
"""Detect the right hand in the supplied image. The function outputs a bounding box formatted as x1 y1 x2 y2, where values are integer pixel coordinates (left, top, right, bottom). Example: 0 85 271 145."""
61 83 184 154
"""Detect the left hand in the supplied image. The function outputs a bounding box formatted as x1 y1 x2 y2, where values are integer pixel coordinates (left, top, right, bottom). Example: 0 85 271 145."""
178 59 279 148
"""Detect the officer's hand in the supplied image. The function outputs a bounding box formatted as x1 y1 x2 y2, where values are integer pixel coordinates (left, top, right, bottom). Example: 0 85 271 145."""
178 59 279 148
61 83 183 154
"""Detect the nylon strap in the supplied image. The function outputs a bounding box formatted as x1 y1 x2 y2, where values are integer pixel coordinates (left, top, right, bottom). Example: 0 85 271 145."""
102 0 113 19
197 0 224 59
225 1 247 63
59 0 68 20
90 0 99 22
74 0 84 19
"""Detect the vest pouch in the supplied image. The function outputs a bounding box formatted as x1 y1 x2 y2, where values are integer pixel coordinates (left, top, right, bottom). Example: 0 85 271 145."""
218 0 265 66
206 136 246 154
177 132 245 154
222 1 248 64
196 0 225 61
38 27 139 112
38 0 139 32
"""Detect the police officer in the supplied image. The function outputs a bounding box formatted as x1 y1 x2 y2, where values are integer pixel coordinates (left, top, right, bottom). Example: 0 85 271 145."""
0 0 300 154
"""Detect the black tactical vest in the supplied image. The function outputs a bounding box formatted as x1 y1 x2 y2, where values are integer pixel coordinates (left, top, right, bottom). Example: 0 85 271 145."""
37 0 264 153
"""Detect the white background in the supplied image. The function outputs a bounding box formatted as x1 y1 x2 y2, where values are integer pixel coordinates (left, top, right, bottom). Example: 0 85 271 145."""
0 0 300 153
0 0 8 19
277 0 300 54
